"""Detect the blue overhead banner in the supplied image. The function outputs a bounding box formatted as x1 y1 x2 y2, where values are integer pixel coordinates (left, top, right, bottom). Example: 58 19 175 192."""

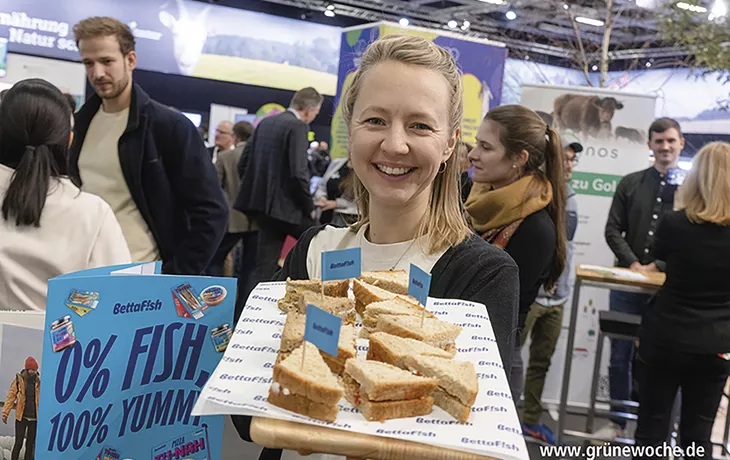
37 263 235 459
0 0 341 94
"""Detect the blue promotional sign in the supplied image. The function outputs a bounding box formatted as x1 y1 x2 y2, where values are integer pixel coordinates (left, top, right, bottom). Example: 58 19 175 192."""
321 248 361 281
304 304 342 357
408 263 432 307
37 263 235 460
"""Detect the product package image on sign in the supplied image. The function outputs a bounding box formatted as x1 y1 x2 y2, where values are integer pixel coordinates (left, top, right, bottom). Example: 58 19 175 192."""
36 262 236 460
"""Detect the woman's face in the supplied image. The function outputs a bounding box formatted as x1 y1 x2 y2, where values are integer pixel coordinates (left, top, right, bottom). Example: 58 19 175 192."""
468 119 520 189
348 60 456 210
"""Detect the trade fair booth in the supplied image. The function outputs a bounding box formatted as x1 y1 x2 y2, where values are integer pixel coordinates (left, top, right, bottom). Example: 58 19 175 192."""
0 0 728 458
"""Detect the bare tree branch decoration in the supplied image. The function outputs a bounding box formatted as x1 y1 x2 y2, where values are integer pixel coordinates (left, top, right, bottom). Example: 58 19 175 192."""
568 8 593 86
600 0 614 88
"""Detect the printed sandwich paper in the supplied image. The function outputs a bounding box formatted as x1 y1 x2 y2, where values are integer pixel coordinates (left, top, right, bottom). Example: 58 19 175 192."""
193 282 528 460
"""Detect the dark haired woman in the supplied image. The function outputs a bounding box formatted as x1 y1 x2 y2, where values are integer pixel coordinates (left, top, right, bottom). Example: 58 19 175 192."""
456 141 474 204
0 79 131 311
313 158 357 227
466 104 567 415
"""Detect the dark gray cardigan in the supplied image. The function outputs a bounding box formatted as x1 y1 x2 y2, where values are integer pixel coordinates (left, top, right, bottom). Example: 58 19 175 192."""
233 226 519 446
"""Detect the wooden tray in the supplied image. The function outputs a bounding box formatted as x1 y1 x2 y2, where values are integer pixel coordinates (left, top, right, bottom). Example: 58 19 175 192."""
250 417 497 460
577 266 665 292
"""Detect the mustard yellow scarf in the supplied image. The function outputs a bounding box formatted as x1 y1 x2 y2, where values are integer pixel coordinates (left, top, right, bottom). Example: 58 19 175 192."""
465 175 553 233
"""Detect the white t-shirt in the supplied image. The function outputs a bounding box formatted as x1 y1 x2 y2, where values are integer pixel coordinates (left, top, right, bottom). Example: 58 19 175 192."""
0 164 131 311
287 225 446 460
306 225 447 278
77 107 159 263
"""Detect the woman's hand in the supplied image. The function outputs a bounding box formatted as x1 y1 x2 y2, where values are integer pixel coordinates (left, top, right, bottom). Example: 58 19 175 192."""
315 198 337 212
630 262 658 273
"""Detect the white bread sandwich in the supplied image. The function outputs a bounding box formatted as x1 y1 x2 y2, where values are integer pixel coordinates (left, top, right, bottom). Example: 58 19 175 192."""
277 311 356 375
278 289 356 324
277 278 349 313
343 358 437 422
295 291 356 325
268 342 344 423
360 297 435 338
359 270 409 296
287 277 350 297
375 314 461 354
402 355 478 423
367 332 454 367
352 279 418 316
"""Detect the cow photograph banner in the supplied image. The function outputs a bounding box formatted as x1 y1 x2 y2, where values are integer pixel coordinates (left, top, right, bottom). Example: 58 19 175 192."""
520 84 656 407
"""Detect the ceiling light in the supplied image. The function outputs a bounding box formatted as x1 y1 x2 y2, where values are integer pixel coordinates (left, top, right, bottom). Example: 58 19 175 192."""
448 19 458 28
676 1 708 12
324 9 335 16
575 16 605 26
461 20 470 30
477 0 504 4
505 10 517 20
563 4 569 9
399 17 410 26
710 0 727 17
592 64 598 71
326 3 335 10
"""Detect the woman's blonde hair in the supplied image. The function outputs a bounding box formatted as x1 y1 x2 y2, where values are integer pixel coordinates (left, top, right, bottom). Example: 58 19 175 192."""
341 34 471 254
676 141 730 226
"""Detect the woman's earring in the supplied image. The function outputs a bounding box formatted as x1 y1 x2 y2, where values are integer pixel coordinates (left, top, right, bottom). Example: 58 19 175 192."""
512 164 517 169
438 162 447 174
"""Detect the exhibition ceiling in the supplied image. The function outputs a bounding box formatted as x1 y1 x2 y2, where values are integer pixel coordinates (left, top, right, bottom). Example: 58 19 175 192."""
203 0 719 62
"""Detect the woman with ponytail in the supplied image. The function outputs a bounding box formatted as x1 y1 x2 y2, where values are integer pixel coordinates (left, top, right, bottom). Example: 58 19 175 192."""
465 104 567 410
0 78 131 311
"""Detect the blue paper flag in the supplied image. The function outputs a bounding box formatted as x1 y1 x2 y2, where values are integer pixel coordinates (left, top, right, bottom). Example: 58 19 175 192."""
408 263 432 307
321 248 361 281
304 303 342 357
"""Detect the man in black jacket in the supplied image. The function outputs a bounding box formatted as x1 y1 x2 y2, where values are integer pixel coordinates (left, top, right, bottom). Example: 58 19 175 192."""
235 88 323 281
596 117 685 440
70 17 227 275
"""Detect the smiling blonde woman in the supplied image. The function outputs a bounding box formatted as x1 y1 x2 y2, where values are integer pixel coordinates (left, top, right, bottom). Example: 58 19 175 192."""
232 34 520 460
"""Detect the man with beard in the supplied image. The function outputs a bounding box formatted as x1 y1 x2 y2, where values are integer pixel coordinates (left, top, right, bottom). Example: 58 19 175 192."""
594 117 685 440
70 17 227 275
